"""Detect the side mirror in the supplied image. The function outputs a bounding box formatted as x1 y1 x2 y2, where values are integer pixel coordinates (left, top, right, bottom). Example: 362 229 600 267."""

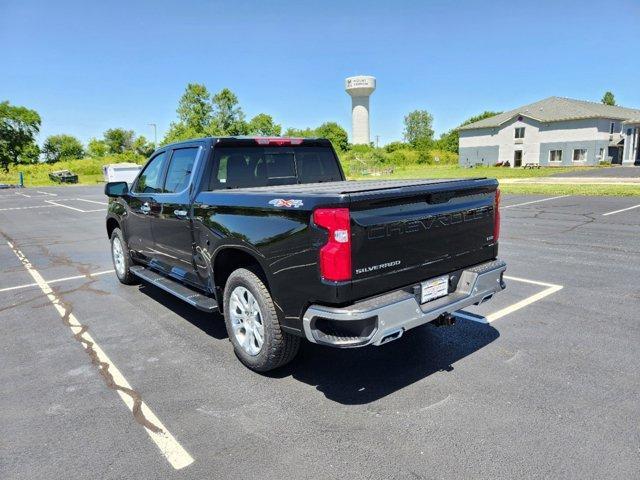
105 181 129 197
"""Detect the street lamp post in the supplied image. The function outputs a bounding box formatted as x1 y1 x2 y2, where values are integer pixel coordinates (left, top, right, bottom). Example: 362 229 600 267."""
148 123 157 145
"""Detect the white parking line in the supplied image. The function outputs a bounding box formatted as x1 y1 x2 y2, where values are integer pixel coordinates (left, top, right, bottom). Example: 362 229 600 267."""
75 198 107 205
0 269 114 293
15 192 31 198
6 241 194 470
455 275 563 324
44 199 103 213
602 203 640 216
44 199 86 212
502 195 569 209
37 191 58 196
0 205 55 212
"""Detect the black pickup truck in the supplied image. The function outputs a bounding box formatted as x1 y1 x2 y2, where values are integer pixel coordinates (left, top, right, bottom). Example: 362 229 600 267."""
105 137 506 371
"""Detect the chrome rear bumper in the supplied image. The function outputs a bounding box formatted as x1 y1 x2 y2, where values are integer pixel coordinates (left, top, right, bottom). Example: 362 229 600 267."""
302 259 506 347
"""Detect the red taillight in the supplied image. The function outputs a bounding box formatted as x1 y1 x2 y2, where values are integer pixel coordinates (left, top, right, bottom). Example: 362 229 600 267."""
313 208 351 281
494 188 501 242
254 137 303 146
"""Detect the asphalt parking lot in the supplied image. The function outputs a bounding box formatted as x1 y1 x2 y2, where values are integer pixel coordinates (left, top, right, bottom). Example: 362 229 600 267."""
1 186 639 479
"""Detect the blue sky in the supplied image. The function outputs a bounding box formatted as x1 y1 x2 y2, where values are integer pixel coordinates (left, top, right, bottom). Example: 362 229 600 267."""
2 0 640 146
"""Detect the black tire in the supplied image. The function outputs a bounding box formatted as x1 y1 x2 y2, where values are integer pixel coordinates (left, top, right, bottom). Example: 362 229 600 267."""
110 228 137 285
223 268 300 372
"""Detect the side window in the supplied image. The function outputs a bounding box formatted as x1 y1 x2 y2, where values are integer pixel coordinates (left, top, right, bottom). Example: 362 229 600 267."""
163 147 198 193
133 152 166 194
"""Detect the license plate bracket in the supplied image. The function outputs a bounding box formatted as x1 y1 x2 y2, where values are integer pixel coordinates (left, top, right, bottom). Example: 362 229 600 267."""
420 275 449 304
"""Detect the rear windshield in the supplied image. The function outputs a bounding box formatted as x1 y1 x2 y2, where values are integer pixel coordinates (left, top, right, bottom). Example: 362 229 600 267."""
207 146 343 190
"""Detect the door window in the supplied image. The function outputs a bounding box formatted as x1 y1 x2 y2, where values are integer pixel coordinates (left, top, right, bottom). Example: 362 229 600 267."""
133 152 167 193
163 147 198 193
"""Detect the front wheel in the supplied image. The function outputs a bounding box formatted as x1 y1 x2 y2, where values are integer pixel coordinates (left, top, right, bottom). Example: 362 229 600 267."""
110 228 137 285
223 268 300 372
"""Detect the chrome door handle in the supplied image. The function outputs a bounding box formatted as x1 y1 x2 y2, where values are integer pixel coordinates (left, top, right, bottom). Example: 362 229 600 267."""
174 209 188 218
140 202 151 214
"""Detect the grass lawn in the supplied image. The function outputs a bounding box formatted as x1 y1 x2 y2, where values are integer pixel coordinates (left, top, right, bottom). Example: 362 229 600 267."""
347 164 604 180
497 183 640 196
347 164 640 196
2 159 637 196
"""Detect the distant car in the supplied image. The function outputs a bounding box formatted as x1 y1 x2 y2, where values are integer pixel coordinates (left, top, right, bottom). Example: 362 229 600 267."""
49 170 78 184
102 163 142 185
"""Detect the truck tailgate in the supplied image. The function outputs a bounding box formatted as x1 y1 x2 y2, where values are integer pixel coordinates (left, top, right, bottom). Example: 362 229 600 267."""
348 178 499 300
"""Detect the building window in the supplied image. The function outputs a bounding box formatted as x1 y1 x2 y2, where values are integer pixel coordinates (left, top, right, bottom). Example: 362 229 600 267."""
572 149 587 162
514 127 525 139
549 150 562 162
598 147 605 160
610 122 615 134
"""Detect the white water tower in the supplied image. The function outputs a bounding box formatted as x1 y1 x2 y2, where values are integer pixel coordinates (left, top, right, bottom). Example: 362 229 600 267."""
345 75 376 145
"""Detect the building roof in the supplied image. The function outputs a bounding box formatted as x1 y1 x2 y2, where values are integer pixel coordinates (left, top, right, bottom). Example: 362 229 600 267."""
459 96 640 130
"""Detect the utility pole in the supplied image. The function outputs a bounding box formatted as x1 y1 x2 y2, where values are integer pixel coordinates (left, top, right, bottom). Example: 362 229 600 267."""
148 123 157 145
375 135 380 148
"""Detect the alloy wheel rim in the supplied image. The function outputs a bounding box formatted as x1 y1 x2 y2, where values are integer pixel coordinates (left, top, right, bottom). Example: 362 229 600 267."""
112 237 125 276
229 286 264 356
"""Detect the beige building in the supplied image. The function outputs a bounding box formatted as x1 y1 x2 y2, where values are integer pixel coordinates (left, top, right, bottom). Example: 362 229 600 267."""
459 97 640 167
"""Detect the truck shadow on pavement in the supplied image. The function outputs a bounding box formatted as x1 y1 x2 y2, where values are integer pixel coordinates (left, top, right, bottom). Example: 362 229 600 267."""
139 285 229 339
282 321 500 404
139 284 499 405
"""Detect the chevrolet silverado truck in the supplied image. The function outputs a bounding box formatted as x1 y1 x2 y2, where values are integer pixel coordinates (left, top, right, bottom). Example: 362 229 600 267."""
105 137 506 371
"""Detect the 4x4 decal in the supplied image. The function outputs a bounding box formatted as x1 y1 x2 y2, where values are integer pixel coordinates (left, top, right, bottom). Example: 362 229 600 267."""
268 199 304 208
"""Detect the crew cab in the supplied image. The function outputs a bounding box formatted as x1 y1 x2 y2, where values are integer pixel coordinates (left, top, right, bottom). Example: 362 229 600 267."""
105 137 506 371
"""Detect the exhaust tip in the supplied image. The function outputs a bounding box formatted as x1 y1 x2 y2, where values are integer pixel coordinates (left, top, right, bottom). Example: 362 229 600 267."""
378 328 404 345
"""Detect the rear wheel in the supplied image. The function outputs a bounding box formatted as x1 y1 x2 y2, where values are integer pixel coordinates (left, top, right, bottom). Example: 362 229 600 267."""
110 228 137 285
223 268 300 372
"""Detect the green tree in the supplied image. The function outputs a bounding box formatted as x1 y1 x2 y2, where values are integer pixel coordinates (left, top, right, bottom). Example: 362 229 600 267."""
42 134 84 163
163 83 214 144
601 91 616 106
403 110 434 148
177 83 213 132
436 111 502 153
0 101 41 171
211 88 247 135
384 141 411 153
162 124 205 145
132 135 155 157
103 128 134 154
247 113 281 136
87 138 108 157
315 122 349 151
131 135 156 157
284 127 316 138
19 143 41 165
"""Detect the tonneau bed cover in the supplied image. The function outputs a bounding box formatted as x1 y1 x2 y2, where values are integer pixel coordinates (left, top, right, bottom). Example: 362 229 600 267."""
224 178 490 195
